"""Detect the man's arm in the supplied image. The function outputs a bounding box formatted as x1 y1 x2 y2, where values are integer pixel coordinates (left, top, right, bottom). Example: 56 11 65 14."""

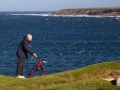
23 41 37 57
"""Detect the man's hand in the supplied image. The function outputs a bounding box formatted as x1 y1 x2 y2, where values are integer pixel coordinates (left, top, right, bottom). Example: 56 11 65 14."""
33 53 37 58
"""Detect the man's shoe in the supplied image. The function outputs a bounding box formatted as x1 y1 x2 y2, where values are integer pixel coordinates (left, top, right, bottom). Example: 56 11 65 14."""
15 75 25 78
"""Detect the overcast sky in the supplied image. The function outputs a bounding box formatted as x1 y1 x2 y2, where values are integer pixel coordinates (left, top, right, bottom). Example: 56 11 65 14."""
0 0 119 11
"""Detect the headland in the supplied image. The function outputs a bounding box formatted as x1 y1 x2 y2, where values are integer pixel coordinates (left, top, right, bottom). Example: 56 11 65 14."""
53 7 120 16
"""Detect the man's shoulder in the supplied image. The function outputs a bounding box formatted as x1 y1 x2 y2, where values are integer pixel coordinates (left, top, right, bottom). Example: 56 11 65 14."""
22 40 29 46
22 40 28 43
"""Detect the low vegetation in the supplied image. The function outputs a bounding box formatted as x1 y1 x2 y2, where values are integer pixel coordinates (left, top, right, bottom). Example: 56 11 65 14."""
0 60 120 90
53 7 120 16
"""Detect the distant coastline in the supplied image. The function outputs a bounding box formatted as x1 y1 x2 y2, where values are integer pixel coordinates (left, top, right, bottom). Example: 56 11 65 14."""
52 7 120 16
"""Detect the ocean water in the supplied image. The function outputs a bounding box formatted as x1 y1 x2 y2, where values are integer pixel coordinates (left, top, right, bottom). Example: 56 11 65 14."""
0 12 120 76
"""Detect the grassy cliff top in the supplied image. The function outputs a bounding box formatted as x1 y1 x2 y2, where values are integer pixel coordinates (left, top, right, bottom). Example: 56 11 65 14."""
0 60 120 90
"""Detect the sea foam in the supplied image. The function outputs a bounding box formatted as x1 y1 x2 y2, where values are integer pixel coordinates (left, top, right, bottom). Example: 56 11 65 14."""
10 13 120 18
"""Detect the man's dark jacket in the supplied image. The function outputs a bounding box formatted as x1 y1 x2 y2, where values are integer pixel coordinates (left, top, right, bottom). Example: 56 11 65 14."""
16 39 34 59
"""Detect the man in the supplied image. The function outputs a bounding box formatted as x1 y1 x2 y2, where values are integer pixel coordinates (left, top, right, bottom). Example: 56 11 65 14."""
15 34 37 78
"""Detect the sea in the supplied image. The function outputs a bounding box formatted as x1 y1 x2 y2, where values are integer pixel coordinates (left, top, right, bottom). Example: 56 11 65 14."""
0 11 120 77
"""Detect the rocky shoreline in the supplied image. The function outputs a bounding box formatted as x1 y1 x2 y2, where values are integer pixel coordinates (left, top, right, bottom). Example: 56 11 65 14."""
53 7 120 16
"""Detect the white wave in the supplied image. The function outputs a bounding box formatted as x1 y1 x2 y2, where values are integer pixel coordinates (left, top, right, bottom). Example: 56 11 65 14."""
52 15 120 18
10 13 120 18
10 13 53 16
116 18 119 19
77 50 85 54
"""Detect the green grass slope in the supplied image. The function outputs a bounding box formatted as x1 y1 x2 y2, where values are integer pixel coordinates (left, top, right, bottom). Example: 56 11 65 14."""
0 60 120 90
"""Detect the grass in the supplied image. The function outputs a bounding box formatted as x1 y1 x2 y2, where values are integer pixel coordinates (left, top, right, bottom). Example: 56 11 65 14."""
0 60 120 90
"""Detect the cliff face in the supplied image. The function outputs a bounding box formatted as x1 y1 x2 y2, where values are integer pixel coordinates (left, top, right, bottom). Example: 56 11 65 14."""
53 7 120 16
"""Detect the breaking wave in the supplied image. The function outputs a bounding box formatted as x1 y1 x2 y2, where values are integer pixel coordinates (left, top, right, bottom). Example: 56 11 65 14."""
9 13 120 18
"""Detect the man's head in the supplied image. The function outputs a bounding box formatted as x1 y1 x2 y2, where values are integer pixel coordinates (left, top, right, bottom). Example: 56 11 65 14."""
26 34 32 42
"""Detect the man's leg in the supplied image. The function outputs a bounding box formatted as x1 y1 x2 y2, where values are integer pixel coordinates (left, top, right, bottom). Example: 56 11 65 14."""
15 57 25 76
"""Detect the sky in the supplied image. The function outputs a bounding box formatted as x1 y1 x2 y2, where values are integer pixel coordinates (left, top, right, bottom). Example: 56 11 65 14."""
0 0 119 11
